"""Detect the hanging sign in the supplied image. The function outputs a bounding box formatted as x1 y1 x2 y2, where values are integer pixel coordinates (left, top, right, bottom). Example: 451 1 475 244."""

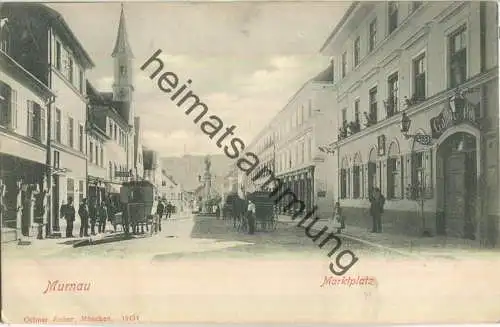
414 134 433 146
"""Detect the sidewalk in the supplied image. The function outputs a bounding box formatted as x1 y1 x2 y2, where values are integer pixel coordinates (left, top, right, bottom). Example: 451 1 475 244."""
277 214 500 260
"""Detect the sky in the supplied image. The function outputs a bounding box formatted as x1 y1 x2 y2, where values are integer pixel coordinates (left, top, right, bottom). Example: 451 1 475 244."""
49 2 350 157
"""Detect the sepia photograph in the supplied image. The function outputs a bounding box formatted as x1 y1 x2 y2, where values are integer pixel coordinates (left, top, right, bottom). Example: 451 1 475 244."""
1 1 499 324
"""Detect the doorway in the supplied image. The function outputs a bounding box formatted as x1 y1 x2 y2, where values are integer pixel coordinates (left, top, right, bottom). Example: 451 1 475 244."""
439 132 477 239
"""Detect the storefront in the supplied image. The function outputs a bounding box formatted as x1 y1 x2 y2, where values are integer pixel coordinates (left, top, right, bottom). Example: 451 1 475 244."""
276 165 315 214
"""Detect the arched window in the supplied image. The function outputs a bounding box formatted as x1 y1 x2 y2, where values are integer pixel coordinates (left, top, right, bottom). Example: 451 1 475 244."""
367 147 378 197
387 141 402 199
353 153 363 199
340 157 349 199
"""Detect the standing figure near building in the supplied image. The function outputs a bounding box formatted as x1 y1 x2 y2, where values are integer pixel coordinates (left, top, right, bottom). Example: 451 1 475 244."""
369 188 385 233
156 199 164 231
78 198 90 237
331 201 345 234
98 201 109 233
247 200 256 235
61 197 76 238
89 199 98 235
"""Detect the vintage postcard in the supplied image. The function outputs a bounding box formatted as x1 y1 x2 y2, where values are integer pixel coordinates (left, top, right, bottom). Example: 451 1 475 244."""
1 0 500 324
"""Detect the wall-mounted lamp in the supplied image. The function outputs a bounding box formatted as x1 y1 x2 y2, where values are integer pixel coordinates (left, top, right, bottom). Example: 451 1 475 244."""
400 111 433 146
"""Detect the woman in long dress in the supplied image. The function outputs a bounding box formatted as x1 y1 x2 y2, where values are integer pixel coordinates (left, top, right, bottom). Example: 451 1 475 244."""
330 201 345 234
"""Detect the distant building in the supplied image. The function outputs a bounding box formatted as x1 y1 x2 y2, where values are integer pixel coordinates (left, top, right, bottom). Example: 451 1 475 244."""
143 147 161 192
158 171 183 210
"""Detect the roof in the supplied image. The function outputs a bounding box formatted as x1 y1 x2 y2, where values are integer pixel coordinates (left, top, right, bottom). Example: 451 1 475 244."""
86 80 130 124
319 2 359 53
112 4 134 58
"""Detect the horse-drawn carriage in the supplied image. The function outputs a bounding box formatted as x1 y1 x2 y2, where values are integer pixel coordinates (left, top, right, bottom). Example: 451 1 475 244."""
223 191 277 232
114 180 161 236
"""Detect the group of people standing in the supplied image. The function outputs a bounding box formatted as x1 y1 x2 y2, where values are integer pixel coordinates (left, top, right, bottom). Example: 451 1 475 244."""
330 187 386 234
59 196 119 238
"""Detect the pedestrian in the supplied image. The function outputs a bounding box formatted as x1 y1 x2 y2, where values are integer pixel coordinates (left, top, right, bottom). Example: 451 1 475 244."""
98 201 109 233
156 199 164 232
78 198 90 237
369 187 385 233
60 197 75 238
247 200 256 235
89 199 98 235
331 201 345 234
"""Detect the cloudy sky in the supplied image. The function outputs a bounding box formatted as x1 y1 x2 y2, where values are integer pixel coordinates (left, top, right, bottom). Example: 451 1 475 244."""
49 2 349 157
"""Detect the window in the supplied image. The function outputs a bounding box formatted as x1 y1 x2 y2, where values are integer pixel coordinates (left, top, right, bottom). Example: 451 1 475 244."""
341 51 347 78
27 101 43 141
79 124 84 152
412 1 422 11
78 69 84 93
68 57 74 83
0 24 10 53
89 141 94 163
340 168 347 199
55 41 62 70
369 19 377 52
341 108 347 123
55 108 61 142
353 165 361 199
308 99 312 118
95 144 99 166
387 156 402 199
100 147 104 167
0 81 12 127
388 2 399 34
68 117 74 147
413 152 424 189
300 141 305 164
354 99 360 122
308 137 313 161
387 72 399 117
114 124 117 141
298 105 303 125
109 121 113 136
369 87 378 122
67 178 74 203
449 26 467 88
78 180 84 203
413 53 426 100
120 66 126 76
53 150 60 169
354 37 360 67
109 161 113 179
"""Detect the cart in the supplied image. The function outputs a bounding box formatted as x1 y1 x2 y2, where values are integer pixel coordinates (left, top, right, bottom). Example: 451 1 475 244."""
247 191 277 231
116 180 160 236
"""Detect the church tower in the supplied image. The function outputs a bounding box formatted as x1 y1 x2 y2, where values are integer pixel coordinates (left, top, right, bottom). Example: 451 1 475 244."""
112 3 134 124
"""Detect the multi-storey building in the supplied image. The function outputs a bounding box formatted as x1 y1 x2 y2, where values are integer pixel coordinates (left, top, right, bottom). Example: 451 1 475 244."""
0 3 95 237
240 66 335 215
158 171 183 210
0 43 56 240
320 1 499 244
86 5 137 206
143 147 162 192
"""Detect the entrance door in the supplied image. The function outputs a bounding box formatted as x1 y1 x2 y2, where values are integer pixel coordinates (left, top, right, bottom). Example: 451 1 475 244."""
444 153 467 237
52 176 60 231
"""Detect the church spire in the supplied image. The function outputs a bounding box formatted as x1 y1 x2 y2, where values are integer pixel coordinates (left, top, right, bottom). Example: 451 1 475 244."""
112 3 134 58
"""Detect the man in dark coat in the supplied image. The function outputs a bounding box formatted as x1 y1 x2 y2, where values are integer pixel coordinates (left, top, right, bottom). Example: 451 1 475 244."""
369 187 385 233
156 200 165 231
61 197 76 238
78 198 90 237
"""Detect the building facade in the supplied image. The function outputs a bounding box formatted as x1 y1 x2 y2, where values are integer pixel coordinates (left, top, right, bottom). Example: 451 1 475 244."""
158 171 183 210
320 1 499 244
0 3 95 237
240 68 336 217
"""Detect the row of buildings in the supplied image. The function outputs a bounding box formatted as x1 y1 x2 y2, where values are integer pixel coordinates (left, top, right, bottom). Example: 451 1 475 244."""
235 1 500 246
0 3 166 241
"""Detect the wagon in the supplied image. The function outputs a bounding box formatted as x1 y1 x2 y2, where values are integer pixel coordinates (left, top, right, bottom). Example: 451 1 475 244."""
247 191 277 231
116 180 161 236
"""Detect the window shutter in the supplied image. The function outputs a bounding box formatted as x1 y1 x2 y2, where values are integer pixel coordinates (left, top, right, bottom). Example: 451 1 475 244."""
40 105 46 142
26 100 32 137
0 82 12 126
386 159 393 199
399 155 405 199
424 149 433 198
403 154 411 199
10 88 17 129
